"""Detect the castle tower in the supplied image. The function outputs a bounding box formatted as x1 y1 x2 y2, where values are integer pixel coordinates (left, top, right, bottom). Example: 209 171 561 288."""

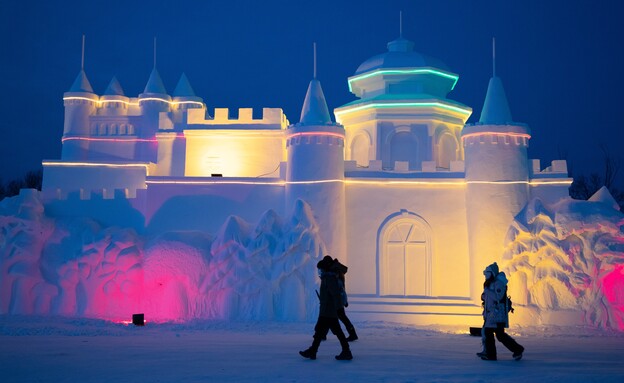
154 73 204 176
139 67 170 162
334 35 471 171
62 69 98 160
463 55 530 303
286 69 347 259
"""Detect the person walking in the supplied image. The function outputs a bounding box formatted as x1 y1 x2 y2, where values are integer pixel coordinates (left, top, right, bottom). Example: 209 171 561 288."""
479 262 524 361
299 256 353 361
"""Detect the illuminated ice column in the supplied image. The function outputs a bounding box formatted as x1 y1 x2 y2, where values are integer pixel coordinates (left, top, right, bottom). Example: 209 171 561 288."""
62 70 98 160
286 78 347 260
463 75 530 303
139 68 171 162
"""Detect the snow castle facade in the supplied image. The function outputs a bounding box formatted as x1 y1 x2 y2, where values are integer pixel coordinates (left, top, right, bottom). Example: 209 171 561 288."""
40 36 572 325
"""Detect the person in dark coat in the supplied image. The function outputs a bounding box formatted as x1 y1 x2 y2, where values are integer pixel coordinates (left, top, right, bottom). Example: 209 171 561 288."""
332 258 358 342
479 262 524 361
299 256 353 361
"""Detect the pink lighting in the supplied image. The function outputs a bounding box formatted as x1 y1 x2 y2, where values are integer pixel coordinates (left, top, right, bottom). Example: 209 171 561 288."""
602 265 624 330
62 137 158 143
461 132 531 141
286 132 345 140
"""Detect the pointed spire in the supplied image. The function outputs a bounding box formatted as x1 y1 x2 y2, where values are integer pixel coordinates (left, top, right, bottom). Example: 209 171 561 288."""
478 77 513 124
68 70 94 93
479 39 512 124
173 73 196 97
299 43 331 125
143 67 167 94
103 76 125 96
300 79 332 125
313 42 317 79
68 35 94 93
492 37 496 77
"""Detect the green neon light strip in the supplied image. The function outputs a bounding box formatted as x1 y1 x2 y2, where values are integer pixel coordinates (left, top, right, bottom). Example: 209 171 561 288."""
348 68 459 92
335 101 471 117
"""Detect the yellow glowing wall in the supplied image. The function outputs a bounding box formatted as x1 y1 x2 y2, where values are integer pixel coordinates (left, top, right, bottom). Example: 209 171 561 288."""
184 130 285 177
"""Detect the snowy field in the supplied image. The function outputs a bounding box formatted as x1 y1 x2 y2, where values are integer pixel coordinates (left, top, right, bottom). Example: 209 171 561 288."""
1 316 623 383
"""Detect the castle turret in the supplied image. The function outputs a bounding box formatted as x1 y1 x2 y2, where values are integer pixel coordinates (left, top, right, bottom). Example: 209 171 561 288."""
98 76 129 116
463 71 530 303
286 75 346 259
138 67 170 162
171 73 205 126
62 69 98 160
154 73 203 176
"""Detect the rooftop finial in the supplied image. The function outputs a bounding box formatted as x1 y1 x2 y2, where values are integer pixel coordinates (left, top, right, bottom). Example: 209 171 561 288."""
153 37 157 69
492 37 496 78
81 35 85 70
313 42 317 79
400 11 403 37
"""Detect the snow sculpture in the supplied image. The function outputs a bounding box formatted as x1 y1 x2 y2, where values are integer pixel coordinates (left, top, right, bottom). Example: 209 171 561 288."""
503 188 624 330
0 190 325 322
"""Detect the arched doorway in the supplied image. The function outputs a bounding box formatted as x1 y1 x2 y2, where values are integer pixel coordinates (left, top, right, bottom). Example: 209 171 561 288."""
378 212 432 296
437 133 458 170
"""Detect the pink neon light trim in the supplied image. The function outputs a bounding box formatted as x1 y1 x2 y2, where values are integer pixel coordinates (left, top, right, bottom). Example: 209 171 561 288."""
461 132 531 141
287 132 345 140
62 137 158 143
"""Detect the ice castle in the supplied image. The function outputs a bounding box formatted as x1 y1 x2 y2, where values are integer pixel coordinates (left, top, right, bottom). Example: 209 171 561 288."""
40 35 572 324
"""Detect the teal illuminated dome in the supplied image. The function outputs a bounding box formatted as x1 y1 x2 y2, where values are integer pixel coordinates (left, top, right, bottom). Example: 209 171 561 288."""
348 36 459 99
355 37 451 75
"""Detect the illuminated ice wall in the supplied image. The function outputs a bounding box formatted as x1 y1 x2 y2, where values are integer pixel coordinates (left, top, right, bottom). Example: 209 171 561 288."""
0 190 323 322
503 188 624 329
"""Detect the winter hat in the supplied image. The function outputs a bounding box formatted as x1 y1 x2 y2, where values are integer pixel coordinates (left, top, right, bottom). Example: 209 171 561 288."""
317 255 334 271
484 262 499 276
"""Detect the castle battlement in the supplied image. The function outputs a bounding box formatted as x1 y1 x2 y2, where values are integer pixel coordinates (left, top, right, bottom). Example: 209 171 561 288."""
186 108 290 129
530 159 568 176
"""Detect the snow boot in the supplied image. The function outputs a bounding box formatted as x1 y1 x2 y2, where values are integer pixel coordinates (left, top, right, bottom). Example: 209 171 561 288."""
335 349 353 361
346 327 358 342
513 346 524 361
299 347 317 360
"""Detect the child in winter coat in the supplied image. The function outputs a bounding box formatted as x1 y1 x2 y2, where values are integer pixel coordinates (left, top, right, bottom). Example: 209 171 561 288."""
478 262 524 361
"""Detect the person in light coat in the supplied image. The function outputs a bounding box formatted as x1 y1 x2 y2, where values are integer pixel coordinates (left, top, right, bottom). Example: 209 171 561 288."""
479 262 524 361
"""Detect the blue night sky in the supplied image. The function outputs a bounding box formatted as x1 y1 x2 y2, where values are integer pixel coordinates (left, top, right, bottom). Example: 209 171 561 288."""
1 0 623 187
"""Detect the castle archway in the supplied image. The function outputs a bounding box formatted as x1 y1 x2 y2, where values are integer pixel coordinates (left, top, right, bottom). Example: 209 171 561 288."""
389 131 419 170
378 211 432 296
436 132 458 170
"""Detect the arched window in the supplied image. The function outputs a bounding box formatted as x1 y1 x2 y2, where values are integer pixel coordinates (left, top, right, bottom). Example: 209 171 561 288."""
378 212 432 296
390 131 418 170
437 133 458 170
351 133 370 167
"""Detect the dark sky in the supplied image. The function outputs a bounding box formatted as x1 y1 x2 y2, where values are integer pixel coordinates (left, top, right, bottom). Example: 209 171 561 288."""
1 0 623 187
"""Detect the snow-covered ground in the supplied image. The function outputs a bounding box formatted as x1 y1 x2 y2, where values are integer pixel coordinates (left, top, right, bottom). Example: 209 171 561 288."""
1 316 623 383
